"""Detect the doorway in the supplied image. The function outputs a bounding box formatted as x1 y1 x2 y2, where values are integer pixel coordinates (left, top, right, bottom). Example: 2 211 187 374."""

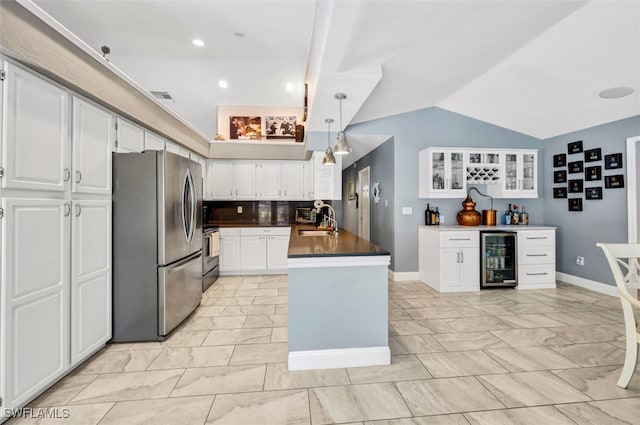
627 135 640 243
358 167 370 241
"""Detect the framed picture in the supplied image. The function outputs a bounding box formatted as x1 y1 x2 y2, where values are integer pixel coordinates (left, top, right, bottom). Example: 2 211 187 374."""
568 198 583 212
605 174 625 189
585 187 603 200
266 116 297 139
568 179 583 193
347 180 356 200
230 116 262 140
553 187 567 198
584 148 602 162
553 153 567 167
568 140 583 154
604 153 623 169
585 166 601 181
553 170 567 183
568 161 584 174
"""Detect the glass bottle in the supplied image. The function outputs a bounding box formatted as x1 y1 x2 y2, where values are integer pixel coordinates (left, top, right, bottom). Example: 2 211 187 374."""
425 204 432 225
522 205 529 225
504 204 512 225
435 207 440 225
512 204 519 225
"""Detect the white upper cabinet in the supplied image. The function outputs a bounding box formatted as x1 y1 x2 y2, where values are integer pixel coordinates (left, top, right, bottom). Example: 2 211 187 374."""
282 162 305 199
115 118 144 153
303 160 314 200
206 160 234 199
259 162 282 199
165 141 191 158
419 148 466 198
488 150 538 198
313 151 342 200
144 131 165 151
233 161 257 199
2 61 69 192
72 98 114 195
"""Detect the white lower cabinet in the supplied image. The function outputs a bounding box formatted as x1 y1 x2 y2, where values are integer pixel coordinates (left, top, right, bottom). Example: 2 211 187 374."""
1 198 70 411
220 227 291 274
517 229 556 289
419 229 479 292
71 200 112 365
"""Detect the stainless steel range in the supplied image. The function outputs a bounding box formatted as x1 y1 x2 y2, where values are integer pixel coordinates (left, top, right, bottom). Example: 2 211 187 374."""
203 225 220 291
112 151 203 341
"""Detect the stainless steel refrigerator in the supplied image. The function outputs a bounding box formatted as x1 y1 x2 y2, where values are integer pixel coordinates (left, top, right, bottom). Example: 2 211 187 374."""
112 151 202 341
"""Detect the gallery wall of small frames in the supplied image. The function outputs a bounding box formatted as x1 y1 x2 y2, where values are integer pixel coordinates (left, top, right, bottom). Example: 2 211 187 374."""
552 140 624 211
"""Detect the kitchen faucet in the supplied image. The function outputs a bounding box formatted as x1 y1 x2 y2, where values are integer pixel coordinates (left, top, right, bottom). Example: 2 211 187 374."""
314 200 338 234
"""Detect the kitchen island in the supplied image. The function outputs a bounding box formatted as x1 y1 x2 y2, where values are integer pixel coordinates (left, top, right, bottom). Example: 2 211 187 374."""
287 225 391 370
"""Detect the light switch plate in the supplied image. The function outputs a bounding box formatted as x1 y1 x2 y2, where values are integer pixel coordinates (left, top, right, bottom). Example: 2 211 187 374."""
402 207 412 215
237 206 243 214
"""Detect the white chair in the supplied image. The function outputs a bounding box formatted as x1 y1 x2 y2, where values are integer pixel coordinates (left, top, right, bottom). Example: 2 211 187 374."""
597 243 640 388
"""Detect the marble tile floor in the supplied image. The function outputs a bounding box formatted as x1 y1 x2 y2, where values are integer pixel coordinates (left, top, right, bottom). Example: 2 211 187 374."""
8 276 640 425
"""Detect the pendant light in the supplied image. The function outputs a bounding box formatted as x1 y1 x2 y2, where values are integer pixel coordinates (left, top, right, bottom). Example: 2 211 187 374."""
333 93 352 155
323 118 336 166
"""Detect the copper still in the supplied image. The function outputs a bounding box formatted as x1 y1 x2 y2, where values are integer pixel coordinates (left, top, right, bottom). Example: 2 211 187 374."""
456 195 482 226
456 188 497 226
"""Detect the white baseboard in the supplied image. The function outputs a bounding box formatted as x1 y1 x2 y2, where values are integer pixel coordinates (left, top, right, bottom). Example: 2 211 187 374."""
556 272 618 297
388 270 419 281
220 270 285 276
288 346 390 371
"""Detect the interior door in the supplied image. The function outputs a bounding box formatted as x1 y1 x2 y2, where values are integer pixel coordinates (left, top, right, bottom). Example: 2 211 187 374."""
1 198 70 410
358 166 370 241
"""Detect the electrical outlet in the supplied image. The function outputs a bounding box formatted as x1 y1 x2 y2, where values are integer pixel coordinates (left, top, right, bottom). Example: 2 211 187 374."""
440 215 445 224
237 206 243 214
576 256 584 266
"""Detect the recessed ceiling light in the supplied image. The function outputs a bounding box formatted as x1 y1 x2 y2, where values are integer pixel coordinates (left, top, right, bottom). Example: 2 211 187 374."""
285 83 295 92
233 32 245 38
218 80 228 89
192 39 205 47
598 86 634 99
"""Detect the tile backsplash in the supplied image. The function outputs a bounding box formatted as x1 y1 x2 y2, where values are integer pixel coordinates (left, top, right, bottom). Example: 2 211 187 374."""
204 201 318 226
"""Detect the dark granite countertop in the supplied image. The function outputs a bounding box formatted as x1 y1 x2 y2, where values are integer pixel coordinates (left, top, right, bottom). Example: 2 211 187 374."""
288 225 390 258
213 223 294 228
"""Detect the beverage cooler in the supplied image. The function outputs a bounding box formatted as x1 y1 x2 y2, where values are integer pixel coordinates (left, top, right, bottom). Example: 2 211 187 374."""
481 232 517 288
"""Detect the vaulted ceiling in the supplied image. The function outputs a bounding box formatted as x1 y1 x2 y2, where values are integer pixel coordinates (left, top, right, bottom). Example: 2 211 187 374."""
30 0 640 152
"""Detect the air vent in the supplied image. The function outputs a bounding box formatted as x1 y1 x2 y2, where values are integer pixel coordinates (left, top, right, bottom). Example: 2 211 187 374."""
150 91 174 102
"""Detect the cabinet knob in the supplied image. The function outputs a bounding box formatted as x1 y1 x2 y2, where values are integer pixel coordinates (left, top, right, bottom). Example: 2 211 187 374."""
75 170 82 183
64 203 71 216
63 168 71 182
74 203 82 217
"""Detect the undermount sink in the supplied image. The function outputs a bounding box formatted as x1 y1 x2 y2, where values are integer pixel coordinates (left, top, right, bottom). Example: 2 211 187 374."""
298 230 333 236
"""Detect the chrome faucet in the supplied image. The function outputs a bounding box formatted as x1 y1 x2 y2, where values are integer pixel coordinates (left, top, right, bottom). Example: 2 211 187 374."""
314 200 338 234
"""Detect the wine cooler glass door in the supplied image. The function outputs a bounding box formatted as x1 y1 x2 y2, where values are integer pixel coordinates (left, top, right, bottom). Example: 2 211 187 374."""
482 232 517 288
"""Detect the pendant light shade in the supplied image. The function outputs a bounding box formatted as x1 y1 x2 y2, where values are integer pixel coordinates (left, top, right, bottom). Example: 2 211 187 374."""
333 93 352 155
323 118 336 166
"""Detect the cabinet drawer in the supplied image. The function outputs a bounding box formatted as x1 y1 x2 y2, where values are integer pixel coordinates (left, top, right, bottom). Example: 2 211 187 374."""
219 228 241 237
518 230 555 247
519 246 555 265
519 264 555 284
241 227 291 236
440 231 479 248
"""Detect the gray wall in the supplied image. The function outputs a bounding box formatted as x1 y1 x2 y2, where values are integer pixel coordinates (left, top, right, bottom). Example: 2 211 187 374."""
341 138 396 269
637 140 640 242
347 107 543 272
542 115 640 286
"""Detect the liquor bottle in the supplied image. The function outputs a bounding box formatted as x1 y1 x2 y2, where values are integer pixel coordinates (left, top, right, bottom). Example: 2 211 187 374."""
435 207 440 225
431 206 437 225
512 204 520 225
425 204 432 225
521 205 529 225
504 204 512 225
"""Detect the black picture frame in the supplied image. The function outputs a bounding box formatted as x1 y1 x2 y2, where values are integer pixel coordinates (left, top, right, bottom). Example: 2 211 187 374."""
604 153 623 169
568 198 583 212
553 153 567 167
569 179 583 193
553 170 567 183
585 166 602 181
584 148 602 162
568 161 584 174
585 187 603 200
568 140 583 154
553 187 567 198
605 174 625 189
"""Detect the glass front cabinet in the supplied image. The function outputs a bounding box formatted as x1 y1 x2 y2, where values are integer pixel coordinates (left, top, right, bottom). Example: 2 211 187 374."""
419 148 467 198
487 150 538 198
